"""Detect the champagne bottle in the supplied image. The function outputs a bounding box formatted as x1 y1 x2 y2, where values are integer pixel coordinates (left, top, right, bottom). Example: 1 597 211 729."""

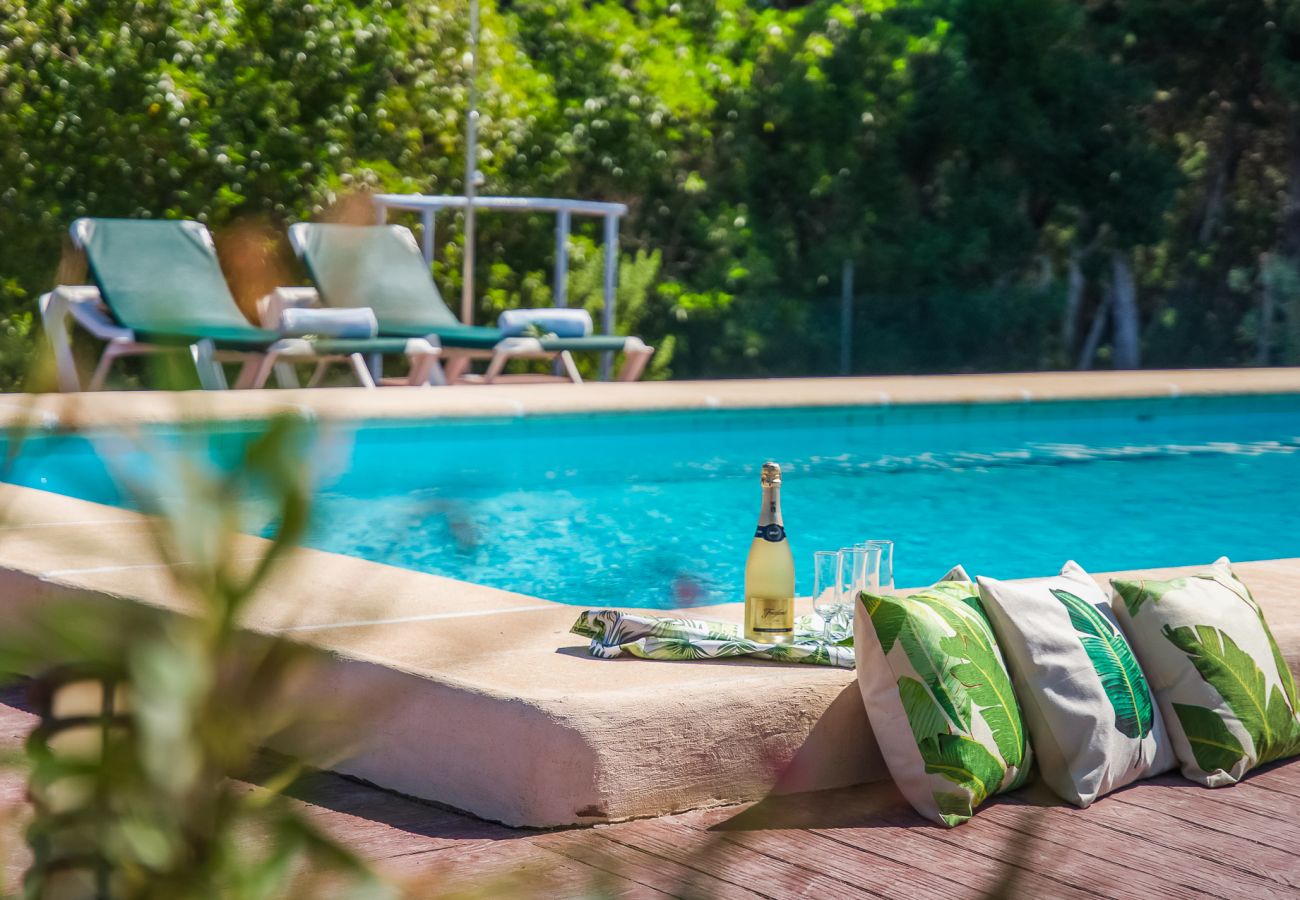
744 462 795 644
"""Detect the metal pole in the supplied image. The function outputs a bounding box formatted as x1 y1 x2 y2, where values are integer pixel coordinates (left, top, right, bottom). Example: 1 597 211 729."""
421 209 436 265
460 0 480 325
840 259 853 375
375 202 388 225
600 213 619 381
553 209 571 307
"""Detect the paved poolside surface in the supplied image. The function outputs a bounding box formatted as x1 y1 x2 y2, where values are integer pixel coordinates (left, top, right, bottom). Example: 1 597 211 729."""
0 680 1296 898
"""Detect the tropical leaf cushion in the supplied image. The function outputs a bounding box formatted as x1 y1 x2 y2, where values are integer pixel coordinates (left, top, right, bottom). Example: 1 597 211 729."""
1111 559 1300 787
855 567 1033 827
976 562 1175 807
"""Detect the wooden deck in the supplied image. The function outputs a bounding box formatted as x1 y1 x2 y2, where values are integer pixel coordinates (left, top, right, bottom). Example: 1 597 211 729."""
1 684 1296 897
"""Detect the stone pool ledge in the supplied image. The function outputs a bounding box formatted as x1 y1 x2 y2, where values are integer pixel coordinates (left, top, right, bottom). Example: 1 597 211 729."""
0 483 1297 828
1 367 1300 428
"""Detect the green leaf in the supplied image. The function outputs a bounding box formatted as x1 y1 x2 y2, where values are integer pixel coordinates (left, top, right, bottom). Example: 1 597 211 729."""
1270 642 1300 727
931 601 1027 771
650 637 709 660
921 734 1004 812
1204 570 1300 744
864 593 905 653
1171 702 1247 775
895 604 972 733
1051 589 1155 740
1112 579 1161 618
1163 624 1300 764
716 639 762 656
1228 576 1300 719
933 791 975 828
649 617 739 640
898 676 948 745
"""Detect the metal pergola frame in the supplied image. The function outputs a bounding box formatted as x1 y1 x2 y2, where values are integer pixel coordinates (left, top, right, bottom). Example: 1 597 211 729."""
373 193 628 380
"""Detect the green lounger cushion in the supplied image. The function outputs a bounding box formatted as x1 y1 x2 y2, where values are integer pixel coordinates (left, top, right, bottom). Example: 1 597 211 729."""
78 218 278 345
296 223 462 336
423 324 628 353
424 323 515 349
535 335 629 352
296 224 632 352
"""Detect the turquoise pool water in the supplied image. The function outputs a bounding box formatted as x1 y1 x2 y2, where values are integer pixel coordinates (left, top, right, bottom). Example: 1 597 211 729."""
3 394 1299 608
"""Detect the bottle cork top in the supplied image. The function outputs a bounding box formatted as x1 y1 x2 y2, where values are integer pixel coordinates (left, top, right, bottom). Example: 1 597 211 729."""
760 462 782 486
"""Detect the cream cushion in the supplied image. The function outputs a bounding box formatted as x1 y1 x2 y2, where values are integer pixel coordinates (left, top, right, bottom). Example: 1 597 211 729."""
977 561 1174 807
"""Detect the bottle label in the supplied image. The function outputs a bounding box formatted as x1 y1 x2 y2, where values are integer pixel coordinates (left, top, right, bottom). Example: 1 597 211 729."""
746 597 795 638
754 524 786 543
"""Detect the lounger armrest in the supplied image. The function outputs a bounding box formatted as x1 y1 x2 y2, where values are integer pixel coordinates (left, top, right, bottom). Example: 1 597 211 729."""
40 286 132 343
404 338 440 356
257 286 322 330
40 286 137 393
615 336 654 382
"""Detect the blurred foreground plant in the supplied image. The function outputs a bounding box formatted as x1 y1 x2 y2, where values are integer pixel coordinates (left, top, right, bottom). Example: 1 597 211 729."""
0 414 391 899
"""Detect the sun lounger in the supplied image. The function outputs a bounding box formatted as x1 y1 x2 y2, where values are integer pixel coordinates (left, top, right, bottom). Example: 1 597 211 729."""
287 223 653 384
40 218 441 391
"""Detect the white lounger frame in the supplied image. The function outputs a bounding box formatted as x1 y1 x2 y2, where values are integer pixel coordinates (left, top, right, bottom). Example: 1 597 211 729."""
285 223 654 385
41 221 442 392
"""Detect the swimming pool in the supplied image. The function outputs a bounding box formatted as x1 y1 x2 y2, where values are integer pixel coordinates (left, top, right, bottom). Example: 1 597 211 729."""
3 393 1299 608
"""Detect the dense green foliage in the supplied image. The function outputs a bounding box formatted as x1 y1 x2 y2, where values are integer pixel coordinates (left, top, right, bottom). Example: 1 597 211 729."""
2 0 1299 387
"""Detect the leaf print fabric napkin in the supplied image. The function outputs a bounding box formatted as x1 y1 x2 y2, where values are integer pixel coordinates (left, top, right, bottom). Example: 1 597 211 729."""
1111 558 1300 786
570 610 855 668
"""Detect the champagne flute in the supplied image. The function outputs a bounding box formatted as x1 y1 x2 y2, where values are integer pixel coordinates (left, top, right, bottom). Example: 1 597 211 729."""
835 546 869 640
812 551 840 642
857 539 895 595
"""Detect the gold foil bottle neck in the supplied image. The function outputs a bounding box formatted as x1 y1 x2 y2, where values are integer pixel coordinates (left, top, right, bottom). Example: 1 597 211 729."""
760 462 782 486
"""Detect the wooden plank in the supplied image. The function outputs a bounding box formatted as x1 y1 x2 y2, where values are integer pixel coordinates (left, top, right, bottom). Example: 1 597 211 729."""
992 792 1295 899
809 822 1102 900
290 796 505 860
220 774 501 863
870 800 1197 900
683 787 1098 900
377 838 662 898
1058 787 1300 890
1200 778 1300 827
538 828 765 900
1243 760 1300 800
254 762 521 862
705 823 983 900
286 769 509 839
1243 774 1300 801
1110 777 1300 857
596 816 885 899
